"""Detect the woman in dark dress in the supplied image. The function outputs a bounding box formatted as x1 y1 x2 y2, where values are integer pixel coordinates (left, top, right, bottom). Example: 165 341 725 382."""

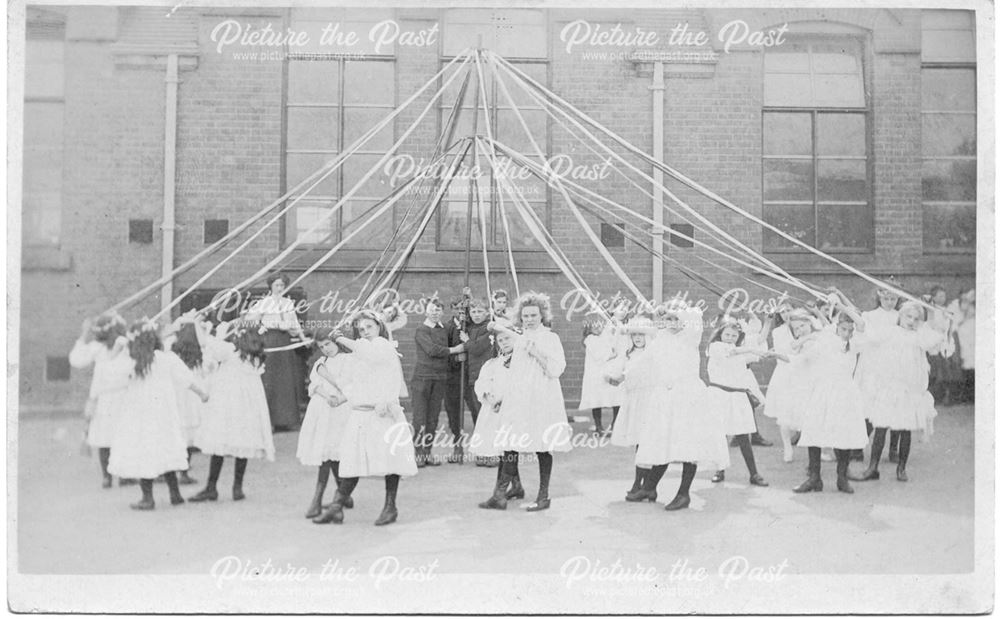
246 273 306 431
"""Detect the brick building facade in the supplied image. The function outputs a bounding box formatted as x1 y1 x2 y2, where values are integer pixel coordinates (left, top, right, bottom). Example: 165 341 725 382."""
17 6 980 412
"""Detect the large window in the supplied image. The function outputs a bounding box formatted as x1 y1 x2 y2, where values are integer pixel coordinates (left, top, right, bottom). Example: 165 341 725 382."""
437 9 548 251
921 10 976 253
284 9 396 247
23 11 65 247
762 36 871 252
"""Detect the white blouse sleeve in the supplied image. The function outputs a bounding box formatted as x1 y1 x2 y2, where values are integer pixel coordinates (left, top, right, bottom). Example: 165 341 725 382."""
69 340 99 369
539 331 566 378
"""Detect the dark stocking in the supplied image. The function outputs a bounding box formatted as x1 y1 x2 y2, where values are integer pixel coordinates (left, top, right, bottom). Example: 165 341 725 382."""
592 408 604 433
678 462 697 497
643 464 668 492
98 447 110 477
206 455 223 491
536 452 553 501
734 434 758 477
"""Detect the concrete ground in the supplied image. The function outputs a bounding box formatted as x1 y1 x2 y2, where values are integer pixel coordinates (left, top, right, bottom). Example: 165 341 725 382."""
15 404 975 579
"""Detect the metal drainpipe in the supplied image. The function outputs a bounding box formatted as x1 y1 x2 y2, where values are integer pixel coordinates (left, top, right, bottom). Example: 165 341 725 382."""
161 53 179 315
651 61 665 304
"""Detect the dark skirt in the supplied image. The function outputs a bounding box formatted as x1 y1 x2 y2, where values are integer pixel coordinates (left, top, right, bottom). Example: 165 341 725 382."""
262 329 307 428
928 333 963 384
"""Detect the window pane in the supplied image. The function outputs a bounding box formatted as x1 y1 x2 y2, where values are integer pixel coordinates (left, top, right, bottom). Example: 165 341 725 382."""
500 62 547 108
287 153 339 197
288 61 339 103
763 160 813 202
286 107 338 151
497 109 547 152
438 199 484 249
813 74 865 107
764 41 811 73
817 113 866 156
343 153 392 199
503 201 544 249
922 114 976 157
818 203 870 250
295 202 338 244
811 41 862 74
922 160 976 201
342 199 393 248
818 159 868 202
344 61 394 105
922 69 976 111
763 112 811 156
23 101 63 245
763 203 815 248
763 74 813 107
343 107 395 151
923 203 976 251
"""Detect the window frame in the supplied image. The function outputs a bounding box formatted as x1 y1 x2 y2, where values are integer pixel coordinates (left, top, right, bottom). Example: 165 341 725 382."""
920 62 976 254
435 8 551 253
761 33 874 254
281 9 398 249
23 16 66 248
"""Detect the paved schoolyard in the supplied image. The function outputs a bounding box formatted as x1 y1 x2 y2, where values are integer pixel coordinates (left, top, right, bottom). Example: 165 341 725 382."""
15 404 975 575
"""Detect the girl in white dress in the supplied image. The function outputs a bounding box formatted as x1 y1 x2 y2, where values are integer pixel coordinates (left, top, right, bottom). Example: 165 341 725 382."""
312 310 417 526
165 316 212 485
607 321 654 500
856 286 902 462
851 300 946 483
706 320 771 487
758 306 800 462
577 318 622 435
68 314 130 488
479 292 573 512
793 296 869 494
621 305 731 510
471 330 526 505
189 323 275 503
298 327 356 520
108 321 210 510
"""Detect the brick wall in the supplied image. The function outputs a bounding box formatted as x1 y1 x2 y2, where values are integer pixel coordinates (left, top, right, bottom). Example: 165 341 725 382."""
19 7 976 412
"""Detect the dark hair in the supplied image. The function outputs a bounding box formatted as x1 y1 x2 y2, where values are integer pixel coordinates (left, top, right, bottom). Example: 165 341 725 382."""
312 326 350 355
171 323 203 370
492 289 508 300
425 297 445 310
266 272 290 288
230 327 266 366
709 318 745 346
92 314 126 349
127 323 162 379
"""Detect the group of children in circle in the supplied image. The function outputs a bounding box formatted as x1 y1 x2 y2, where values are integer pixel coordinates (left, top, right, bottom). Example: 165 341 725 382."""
69 279 959 521
575 283 954 508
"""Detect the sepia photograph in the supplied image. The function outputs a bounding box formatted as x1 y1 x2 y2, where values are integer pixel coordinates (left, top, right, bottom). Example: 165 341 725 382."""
6 0 995 613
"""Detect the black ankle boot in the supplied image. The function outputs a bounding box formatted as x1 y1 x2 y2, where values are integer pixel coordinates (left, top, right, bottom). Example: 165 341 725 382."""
131 479 155 510
305 481 327 519
850 428 885 481
835 450 854 494
375 476 399 526
480 471 511 510
99 448 112 488
164 472 185 505
896 431 911 482
793 448 823 493
505 475 525 500
313 491 346 524
232 458 247 501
